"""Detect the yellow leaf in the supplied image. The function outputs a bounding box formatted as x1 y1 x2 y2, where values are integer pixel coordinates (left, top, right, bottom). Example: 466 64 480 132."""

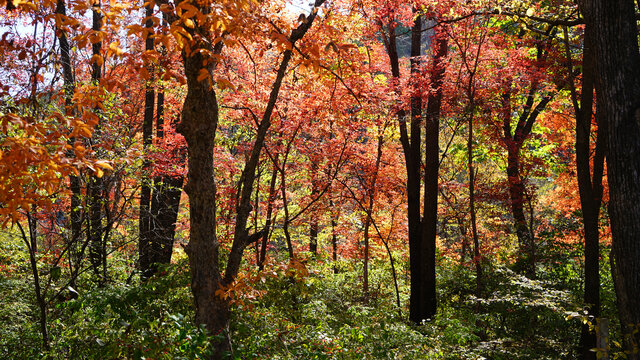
197 68 209 82
91 54 103 67
95 160 113 171
183 18 194 29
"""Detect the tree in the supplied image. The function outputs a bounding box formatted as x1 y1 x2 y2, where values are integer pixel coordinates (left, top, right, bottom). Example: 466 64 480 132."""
157 0 326 356
577 0 640 355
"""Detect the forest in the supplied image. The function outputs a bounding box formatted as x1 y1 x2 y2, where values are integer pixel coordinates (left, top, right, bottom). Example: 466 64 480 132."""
1 0 640 358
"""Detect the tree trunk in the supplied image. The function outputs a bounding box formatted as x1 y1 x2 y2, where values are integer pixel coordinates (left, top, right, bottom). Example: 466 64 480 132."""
309 163 319 256
259 160 278 270
565 22 604 360
578 0 640 355
139 2 155 279
150 176 183 265
55 0 83 278
87 0 105 285
505 140 534 278
467 106 482 295
421 26 447 322
18 218 50 351
406 13 427 324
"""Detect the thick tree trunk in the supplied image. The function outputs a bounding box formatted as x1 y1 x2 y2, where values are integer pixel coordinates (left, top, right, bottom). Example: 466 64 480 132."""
177 34 230 355
578 0 640 355
176 4 324 356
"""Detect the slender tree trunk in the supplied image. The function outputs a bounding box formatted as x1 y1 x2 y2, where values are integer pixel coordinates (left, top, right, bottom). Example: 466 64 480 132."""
87 0 104 285
55 0 83 278
467 107 482 295
406 13 427 324
139 2 155 279
259 160 278 270
330 199 339 274
564 22 605 360
421 26 447 321
308 161 319 256
578 0 640 355
500 70 552 280
18 218 50 351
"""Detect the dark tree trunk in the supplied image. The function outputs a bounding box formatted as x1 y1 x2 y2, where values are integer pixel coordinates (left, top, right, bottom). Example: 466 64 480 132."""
331 206 339 274
177 33 229 355
421 27 447 321
55 0 83 276
87 0 104 284
380 13 445 323
406 13 427 324
309 162 319 256
505 139 534 277
139 2 155 279
150 176 183 265
578 0 640 355
564 22 604 360
259 160 278 270
18 218 50 351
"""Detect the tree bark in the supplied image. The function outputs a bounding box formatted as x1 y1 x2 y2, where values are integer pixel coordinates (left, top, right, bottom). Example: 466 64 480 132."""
578 0 640 355
55 0 83 277
139 2 155 279
87 0 104 284
175 3 325 357
564 22 604 360
421 25 447 322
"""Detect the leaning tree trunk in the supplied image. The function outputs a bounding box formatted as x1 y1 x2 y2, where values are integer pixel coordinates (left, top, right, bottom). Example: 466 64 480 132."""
578 0 640 356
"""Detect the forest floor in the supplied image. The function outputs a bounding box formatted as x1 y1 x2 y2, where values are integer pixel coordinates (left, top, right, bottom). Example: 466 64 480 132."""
0 232 620 359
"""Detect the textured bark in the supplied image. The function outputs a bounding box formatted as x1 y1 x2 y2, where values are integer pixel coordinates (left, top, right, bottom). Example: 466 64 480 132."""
139 2 155 279
175 3 324 357
578 0 640 355
55 0 83 275
87 1 105 284
150 176 183 265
